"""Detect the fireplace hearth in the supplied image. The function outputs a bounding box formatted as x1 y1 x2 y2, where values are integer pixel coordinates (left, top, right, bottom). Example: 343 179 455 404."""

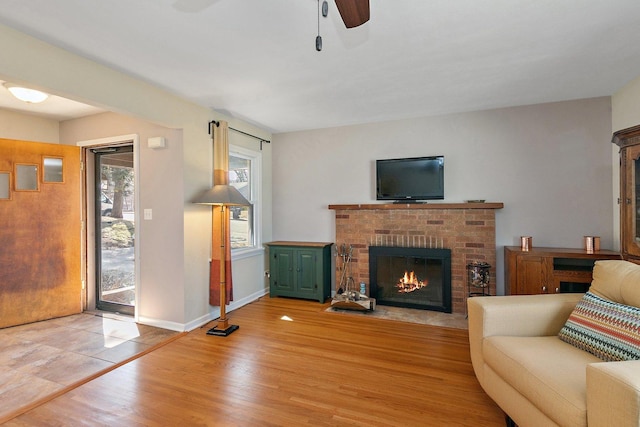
369 246 452 313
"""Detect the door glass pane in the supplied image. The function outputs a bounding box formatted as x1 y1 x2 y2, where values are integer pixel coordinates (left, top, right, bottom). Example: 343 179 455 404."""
96 146 135 314
15 164 38 191
43 157 63 182
229 155 252 249
0 172 9 199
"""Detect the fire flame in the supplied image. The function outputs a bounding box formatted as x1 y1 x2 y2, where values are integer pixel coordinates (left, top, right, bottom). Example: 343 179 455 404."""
396 271 428 293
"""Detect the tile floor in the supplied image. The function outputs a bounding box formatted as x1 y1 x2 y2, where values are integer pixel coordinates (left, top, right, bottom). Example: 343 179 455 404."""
0 312 180 423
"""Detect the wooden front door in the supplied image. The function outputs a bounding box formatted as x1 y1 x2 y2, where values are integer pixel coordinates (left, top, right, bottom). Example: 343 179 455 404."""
0 138 82 328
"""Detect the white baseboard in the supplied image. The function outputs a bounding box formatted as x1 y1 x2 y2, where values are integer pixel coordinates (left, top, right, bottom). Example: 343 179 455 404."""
186 287 270 331
182 312 213 332
136 316 188 332
229 287 269 311
138 287 269 332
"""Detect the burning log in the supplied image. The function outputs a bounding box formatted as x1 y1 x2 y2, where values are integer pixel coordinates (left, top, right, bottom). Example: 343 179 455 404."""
396 271 428 293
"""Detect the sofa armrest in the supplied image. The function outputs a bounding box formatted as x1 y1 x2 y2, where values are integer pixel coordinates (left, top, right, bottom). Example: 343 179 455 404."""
468 293 584 338
587 361 640 427
468 293 583 385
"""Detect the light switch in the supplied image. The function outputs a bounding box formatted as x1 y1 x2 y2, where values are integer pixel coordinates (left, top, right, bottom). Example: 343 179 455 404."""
144 209 153 220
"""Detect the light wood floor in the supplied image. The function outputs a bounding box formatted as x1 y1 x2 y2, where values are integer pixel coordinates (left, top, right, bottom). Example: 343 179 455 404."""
7 297 505 426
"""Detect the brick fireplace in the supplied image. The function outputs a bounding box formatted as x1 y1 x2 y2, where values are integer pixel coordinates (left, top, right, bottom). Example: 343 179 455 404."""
329 203 503 314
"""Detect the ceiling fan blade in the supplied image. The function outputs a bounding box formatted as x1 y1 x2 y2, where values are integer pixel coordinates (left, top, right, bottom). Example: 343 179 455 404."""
334 0 370 28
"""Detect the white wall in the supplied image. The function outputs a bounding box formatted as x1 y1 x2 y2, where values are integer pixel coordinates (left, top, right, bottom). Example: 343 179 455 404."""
272 97 613 294
0 109 59 143
60 112 186 325
0 24 272 331
612 76 640 132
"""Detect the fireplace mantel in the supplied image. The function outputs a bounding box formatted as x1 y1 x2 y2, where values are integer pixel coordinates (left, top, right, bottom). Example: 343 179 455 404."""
329 202 504 210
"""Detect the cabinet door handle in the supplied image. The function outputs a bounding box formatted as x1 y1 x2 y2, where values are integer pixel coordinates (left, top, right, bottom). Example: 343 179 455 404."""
627 198 632 205
541 286 547 292
555 287 560 293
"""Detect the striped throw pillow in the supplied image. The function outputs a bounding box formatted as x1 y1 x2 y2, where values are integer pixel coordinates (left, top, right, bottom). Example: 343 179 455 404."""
558 291 640 362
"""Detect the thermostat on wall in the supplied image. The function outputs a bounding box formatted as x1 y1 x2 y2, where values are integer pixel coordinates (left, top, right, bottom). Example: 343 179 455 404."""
148 136 166 149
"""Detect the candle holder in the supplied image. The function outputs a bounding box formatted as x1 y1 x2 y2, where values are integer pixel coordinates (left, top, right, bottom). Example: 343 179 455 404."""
467 261 491 295
584 236 600 253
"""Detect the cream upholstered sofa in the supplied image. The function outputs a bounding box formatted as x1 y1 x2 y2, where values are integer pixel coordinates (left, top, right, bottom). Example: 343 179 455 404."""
468 260 640 427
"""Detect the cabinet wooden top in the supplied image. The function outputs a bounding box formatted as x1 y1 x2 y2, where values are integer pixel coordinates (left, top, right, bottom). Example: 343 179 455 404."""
328 202 504 210
265 241 333 248
504 246 621 258
612 124 640 148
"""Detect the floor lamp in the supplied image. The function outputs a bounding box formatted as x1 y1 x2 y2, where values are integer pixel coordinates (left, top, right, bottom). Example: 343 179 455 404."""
195 184 251 336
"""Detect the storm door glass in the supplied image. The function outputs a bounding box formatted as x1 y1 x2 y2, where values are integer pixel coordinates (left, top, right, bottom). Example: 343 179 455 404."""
94 145 135 315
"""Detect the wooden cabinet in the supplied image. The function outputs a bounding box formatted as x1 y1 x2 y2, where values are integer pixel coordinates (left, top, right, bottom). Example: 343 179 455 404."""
266 241 332 303
613 125 640 261
504 246 620 295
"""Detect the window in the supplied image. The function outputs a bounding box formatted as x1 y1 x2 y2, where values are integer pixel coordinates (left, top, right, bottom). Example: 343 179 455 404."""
229 146 261 256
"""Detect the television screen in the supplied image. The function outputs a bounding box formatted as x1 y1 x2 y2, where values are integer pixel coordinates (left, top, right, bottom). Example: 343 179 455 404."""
376 156 444 201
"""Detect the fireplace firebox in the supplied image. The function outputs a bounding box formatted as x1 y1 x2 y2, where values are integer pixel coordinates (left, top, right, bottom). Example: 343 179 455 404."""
369 246 452 313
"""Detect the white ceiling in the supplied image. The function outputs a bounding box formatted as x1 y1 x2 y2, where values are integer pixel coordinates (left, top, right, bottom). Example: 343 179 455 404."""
0 0 639 133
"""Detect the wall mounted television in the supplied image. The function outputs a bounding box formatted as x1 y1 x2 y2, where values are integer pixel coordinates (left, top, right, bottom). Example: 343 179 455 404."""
376 155 444 202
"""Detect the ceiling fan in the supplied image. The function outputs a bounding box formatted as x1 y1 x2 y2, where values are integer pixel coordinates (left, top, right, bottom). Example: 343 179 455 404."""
172 0 369 51
172 0 369 29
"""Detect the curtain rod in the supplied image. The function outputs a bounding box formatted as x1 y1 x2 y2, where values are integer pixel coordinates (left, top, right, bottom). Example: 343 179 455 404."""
209 120 271 150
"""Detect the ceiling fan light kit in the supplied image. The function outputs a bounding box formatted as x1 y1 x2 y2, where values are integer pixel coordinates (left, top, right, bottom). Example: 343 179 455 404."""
316 0 325 51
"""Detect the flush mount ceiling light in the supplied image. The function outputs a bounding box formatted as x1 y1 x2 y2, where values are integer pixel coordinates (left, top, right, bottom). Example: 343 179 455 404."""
3 83 49 103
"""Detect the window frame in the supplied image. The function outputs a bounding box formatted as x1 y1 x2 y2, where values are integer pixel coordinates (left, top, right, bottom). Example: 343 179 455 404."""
229 144 262 260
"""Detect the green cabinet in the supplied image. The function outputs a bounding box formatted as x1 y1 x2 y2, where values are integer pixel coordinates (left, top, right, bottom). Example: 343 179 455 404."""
266 241 332 303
